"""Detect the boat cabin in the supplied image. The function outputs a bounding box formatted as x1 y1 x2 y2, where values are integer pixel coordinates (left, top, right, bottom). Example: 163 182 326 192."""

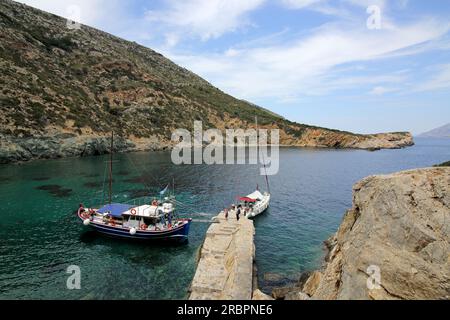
238 190 263 207
94 201 175 230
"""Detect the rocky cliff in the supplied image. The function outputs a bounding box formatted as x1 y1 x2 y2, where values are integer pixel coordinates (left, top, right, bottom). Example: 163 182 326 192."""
283 167 450 300
0 0 413 164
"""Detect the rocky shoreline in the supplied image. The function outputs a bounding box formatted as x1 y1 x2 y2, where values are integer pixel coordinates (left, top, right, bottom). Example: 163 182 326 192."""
0 134 170 164
188 166 450 301
271 167 450 300
0 132 414 164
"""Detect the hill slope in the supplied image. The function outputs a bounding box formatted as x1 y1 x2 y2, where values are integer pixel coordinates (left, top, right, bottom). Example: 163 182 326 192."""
418 123 450 138
0 0 413 163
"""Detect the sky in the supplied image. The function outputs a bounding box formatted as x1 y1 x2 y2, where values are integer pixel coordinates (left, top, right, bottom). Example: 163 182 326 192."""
16 0 450 134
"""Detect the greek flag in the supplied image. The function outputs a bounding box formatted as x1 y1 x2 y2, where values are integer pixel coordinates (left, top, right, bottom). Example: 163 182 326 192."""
160 184 169 196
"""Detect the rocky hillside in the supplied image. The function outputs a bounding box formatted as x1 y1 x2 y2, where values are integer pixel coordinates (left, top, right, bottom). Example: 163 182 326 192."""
281 167 449 300
0 0 413 163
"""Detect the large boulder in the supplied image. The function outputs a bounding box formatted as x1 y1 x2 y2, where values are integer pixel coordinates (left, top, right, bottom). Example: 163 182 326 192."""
308 167 450 300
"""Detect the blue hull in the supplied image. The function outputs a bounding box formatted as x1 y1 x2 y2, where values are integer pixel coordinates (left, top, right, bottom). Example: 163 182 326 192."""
79 215 191 242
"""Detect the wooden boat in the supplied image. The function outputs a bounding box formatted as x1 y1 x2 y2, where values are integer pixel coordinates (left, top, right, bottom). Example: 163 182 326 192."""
77 200 191 242
77 132 191 242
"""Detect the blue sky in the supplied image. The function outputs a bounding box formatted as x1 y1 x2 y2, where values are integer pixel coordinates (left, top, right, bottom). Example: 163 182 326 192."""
18 0 450 134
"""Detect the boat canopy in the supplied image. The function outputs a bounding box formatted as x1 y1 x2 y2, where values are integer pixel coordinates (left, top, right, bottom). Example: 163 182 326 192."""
122 204 174 217
246 190 264 201
123 205 159 217
97 203 134 218
239 197 257 202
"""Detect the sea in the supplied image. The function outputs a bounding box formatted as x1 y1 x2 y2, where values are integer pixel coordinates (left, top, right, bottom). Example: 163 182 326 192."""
0 138 448 299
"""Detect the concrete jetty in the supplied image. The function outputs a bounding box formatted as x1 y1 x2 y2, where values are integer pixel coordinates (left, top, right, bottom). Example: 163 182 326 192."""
189 211 256 300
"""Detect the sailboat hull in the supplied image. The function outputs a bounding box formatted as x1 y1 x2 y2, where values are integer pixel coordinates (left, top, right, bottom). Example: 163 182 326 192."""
78 212 191 242
246 193 270 218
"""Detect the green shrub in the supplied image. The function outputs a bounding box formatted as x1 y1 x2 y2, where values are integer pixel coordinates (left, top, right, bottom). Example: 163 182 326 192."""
0 96 20 108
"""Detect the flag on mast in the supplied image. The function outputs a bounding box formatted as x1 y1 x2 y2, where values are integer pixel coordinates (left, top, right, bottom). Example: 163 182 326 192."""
160 184 169 196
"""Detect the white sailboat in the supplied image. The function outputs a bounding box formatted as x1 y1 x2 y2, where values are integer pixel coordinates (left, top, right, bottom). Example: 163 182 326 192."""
227 115 271 219
239 189 270 218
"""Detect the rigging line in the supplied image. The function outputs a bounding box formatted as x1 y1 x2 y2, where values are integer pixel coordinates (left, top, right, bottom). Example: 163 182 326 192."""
127 152 163 190
108 131 114 204
260 148 270 194
172 202 192 208
101 159 108 205
124 152 161 194
256 115 270 194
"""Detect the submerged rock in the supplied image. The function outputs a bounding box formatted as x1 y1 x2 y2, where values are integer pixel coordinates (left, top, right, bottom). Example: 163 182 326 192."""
286 167 450 300
83 181 103 189
36 184 73 197
31 176 51 181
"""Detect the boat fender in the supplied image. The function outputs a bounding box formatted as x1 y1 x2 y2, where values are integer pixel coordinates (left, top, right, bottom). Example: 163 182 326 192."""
83 219 90 226
129 228 137 235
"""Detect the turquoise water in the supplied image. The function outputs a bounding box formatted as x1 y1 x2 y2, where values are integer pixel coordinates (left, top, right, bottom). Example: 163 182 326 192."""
0 138 449 299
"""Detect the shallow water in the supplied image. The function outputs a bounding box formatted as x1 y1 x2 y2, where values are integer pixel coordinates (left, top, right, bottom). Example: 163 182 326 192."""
0 138 448 299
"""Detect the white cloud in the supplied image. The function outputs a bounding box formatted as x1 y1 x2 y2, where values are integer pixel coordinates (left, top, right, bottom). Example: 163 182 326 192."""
16 0 122 27
343 0 386 9
164 33 180 48
18 0 450 105
145 0 265 41
416 64 450 92
280 0 350 16
369 86 397 95
280 0 408 17
166 18 449 102
281 0 325 9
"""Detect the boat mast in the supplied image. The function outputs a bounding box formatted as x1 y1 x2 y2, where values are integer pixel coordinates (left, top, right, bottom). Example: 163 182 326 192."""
256 116 270 194
109 131 114 204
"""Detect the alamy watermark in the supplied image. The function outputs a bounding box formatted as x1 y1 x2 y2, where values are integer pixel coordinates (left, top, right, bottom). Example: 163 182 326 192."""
66 5 82 30
367 5 382 30
171 121 280 175
66 265 81 290
366 265 381 290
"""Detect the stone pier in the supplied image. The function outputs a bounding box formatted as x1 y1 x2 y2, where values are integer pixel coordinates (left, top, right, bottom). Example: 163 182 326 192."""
189 211 256 300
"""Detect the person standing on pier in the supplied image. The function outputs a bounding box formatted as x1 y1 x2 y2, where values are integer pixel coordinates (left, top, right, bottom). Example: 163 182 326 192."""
236 205 241 221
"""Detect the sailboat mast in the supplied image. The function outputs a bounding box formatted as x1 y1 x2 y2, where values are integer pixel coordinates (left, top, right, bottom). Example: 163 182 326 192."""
109 131 114 204
256 116 270 194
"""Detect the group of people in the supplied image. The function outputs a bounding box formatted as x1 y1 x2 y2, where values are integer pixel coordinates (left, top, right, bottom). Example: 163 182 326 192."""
224 204 252 221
